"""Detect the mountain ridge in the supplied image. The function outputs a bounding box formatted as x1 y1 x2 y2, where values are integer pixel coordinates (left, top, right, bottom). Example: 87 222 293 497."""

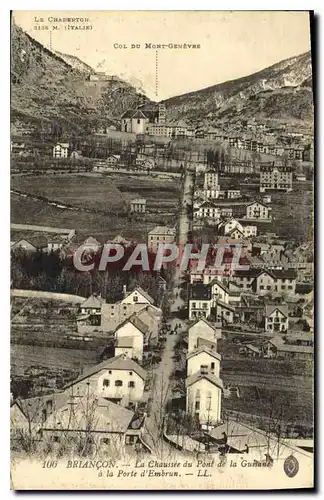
11 22 152 136
11 21 313 136
163 50 313 126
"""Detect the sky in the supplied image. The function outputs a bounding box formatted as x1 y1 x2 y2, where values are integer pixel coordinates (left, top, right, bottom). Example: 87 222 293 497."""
13 11 312 101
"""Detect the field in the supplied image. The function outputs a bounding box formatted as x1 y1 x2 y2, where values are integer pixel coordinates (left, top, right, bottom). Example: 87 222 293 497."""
222 384 313 428
11 172 180 240
11 344 100 377
239 179 313 243
11 173 125 212
270 181 313 243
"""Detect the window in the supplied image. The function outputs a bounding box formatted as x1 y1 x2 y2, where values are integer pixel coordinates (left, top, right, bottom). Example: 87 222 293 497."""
101 438 110 445
103 379 109 387
282 285 286 290
211 362 215 371
109 370 112 374
137 119 140 124
195 400 200 410
192 302 196 309
128 381 135 388
260 285 264 290
129 371 133 376
267 286 271 290
134 296 138 302
115 380 123 387
281 318 286 323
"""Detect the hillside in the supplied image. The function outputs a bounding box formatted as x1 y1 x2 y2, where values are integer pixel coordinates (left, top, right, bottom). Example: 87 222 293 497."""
11 22 152 136
53 50 96 75
164 51 314 126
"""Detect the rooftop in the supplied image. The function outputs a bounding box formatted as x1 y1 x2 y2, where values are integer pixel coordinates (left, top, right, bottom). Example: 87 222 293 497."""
186 345 221 361
277 344 314 354
148 226 176 236
189 283 212 301
265 304 288 317
81 294 105 309
131 198 146 204
64 355 146 389
186 372 223 390
124 286 154 305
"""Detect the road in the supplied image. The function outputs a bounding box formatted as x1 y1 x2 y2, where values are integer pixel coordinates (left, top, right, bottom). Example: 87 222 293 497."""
178 170 193 248
142 172 192 457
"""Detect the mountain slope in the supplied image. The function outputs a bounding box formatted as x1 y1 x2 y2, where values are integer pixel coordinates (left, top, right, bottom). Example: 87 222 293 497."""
11 22 152 136
164 51 313 125
53 50 96 75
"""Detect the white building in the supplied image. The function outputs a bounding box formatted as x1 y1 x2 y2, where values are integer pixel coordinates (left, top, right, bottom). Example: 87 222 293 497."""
186 372 223 429
147 226 176 252
121 109 149 134
260 164 293 193
106 154 121 166
187 346 221 378
203 168 220 199
265 304 289 333
64 355 146 406
147 123 173 137
130 199 146 213
246 201 272 220
53 143 69 158
194 201 220 222
187 318 222 354
114 316 146 362
121 286 154 305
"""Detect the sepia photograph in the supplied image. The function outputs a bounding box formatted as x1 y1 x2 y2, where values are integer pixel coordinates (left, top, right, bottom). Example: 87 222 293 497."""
10 10 314 490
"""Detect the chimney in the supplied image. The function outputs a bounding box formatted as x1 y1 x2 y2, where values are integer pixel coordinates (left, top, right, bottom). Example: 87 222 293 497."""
123 285 127 297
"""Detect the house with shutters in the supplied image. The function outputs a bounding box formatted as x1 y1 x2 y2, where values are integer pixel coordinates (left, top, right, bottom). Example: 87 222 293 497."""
130 198 146 213
188 283 213 320
64 355 146 406
194 201 220 222
187 345 221 378
52 142 69 158
260 164 293 193
264 303 289 333
251 269 297 295
246 201 272 220
147 225 176 252
232 268 297 295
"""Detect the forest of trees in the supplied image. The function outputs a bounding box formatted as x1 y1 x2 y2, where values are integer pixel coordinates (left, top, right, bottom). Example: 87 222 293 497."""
10 247 173 306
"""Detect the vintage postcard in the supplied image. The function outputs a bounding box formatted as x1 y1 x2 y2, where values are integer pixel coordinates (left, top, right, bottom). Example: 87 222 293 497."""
10 10 314 490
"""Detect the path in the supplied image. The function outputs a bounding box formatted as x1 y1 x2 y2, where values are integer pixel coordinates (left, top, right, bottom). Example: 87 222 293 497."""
142 172 192 457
